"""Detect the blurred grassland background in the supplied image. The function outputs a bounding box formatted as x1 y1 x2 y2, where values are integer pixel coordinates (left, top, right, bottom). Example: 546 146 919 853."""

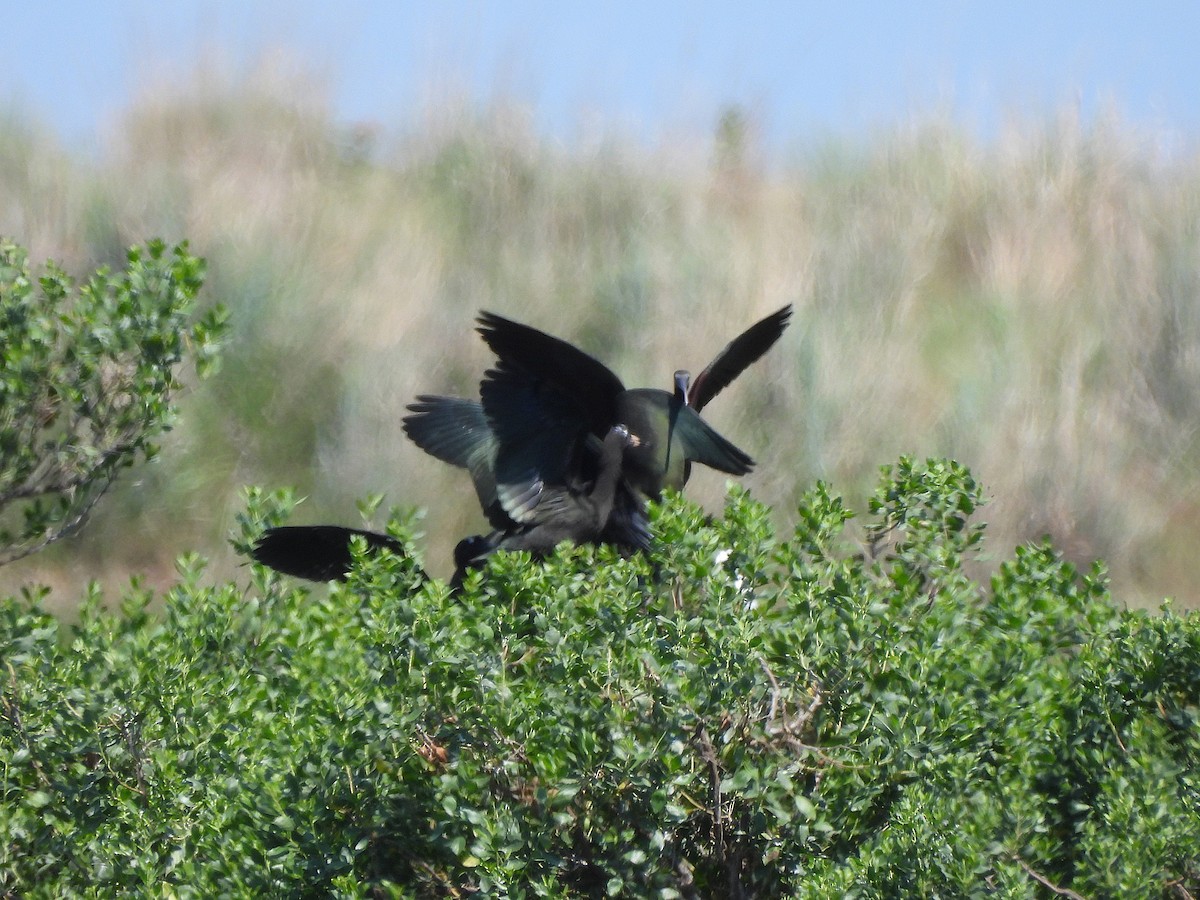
2 60 1199 611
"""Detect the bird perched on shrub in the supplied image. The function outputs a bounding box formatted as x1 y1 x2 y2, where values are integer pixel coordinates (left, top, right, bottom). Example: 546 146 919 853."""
249 305 790 588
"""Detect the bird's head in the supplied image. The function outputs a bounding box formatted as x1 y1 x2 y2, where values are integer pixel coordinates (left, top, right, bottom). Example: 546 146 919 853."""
610 423 643 449
673 370 691 405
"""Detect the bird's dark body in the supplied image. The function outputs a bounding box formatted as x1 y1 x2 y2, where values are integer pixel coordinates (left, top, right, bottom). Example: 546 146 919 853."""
249 305 790 588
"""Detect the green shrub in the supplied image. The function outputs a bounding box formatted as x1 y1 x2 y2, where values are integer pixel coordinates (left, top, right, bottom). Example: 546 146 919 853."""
0 238 226 565
1 458 1197 896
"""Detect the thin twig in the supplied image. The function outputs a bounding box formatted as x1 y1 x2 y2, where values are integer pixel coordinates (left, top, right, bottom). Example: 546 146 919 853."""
693 723 724 863
0 471 116 566
1013 856 1090 900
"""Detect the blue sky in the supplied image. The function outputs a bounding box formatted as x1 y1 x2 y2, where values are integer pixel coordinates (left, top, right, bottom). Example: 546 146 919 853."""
3 2 1197 154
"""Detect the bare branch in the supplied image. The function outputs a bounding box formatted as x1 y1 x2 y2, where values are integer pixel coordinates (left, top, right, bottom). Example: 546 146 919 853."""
1012 855 1090 900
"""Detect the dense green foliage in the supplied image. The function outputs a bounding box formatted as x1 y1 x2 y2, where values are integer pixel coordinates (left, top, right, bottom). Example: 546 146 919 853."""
0 239 226 565
2 458 1197 896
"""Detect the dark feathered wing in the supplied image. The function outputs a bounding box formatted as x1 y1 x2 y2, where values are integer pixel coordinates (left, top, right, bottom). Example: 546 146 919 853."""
402 396 513 530
402 395 492 469
475 312 628 524
476 311 624 433
687 304 792 411
478 362 600 523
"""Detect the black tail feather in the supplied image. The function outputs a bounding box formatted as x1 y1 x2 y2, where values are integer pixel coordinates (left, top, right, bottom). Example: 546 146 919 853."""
251 525 417 582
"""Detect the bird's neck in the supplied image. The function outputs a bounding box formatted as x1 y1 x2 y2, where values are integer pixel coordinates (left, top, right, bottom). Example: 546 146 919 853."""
590 433 628 521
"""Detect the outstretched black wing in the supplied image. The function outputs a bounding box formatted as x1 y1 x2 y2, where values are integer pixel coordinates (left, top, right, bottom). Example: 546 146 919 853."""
687 304 792 412
402 395 492 470
475 311 627 523
402 396 513 531
475 311 625 430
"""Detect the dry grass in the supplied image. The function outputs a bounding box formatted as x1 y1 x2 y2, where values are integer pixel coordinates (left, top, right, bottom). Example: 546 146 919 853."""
2 63 1199 609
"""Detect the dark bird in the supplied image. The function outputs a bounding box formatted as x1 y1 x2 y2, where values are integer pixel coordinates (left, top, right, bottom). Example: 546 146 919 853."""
404 395 654 555
474 304 790 504
251 424 643 586
251 306 788 586
403 396 653 554
450 422 643 566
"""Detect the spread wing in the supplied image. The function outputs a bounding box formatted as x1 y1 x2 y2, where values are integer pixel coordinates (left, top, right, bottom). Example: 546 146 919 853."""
688 304 792 411
401 396 513 531
475 311 626 523
477 362 595 523
476 310 623 433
